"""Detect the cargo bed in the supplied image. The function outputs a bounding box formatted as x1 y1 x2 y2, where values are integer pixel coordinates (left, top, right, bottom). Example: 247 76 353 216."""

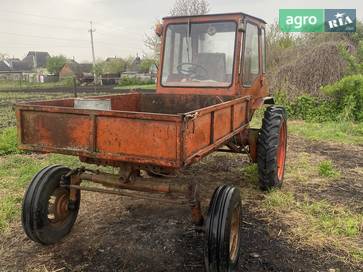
16 93 250 169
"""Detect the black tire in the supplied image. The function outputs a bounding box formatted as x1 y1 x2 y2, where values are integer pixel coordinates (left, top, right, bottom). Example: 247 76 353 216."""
257 106 287 190
204 185 241 272
22 165 80 245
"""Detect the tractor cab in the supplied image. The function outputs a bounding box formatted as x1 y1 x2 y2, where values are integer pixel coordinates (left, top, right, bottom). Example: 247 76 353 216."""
156 13 268 99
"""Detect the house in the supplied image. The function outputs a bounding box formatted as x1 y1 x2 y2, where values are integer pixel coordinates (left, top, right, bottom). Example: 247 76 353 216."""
0 60 24 81
59 60 94 83
101 73 120 85
0 60 11 72
126 54 141 73
22 51 50 68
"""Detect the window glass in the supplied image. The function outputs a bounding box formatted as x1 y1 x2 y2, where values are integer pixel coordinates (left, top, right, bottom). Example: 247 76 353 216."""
261 28 266 73
161 22 236 87
243 23 259 86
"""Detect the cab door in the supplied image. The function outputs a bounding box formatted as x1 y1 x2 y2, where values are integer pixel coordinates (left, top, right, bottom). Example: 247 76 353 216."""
240 21 267 98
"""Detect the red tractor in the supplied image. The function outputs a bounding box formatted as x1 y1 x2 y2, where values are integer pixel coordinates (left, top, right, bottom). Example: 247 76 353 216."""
16 12 287 271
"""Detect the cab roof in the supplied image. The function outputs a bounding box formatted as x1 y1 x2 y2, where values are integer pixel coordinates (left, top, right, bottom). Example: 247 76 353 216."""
162 12 266 24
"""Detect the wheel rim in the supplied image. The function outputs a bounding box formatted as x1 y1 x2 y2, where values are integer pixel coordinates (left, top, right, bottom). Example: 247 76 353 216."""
229 205 240 262
276 120 287 181
48 188 69 223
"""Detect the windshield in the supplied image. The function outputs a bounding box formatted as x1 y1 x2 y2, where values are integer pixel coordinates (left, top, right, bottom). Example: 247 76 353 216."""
161 21 237 87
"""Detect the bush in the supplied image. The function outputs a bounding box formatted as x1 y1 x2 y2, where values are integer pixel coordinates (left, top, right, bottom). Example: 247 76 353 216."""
275 74 363 122
321 74 363 121
0 127 19 155
118 76 154 86
275 92 337 122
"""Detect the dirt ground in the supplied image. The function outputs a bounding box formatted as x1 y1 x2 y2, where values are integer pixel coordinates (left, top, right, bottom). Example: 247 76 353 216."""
0 135 362 272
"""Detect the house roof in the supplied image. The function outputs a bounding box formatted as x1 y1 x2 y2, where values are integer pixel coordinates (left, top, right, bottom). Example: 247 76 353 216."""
62 61 93 76
12 59 33 72
0 61 11 72
23 51 50 68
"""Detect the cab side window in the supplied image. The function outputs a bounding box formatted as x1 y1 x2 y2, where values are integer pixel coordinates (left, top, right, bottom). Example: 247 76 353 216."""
261 28 266 73
242 23 259 86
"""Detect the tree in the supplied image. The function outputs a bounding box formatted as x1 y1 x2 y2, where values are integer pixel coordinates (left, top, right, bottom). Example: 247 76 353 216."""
169 0 209 16
46 55 67 75
92 61 105 77
339 40 363 75
103 58 127 74
144 0 210 60
0 53 8 61
139 58 155 73
144 27 162 63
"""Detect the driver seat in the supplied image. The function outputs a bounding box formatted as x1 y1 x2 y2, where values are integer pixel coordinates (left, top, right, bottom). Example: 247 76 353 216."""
195 53 226 82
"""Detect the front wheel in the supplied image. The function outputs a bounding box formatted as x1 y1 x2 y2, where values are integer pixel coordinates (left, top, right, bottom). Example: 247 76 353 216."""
257 106 287 190
22 165 80 245
204 185 241 272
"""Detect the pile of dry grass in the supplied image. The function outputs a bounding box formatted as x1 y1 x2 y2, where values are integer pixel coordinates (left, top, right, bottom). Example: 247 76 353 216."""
268 41 347 97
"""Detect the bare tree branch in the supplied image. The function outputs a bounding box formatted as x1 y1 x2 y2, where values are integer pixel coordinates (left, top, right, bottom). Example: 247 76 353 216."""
144 0 210 60
169 0 210 16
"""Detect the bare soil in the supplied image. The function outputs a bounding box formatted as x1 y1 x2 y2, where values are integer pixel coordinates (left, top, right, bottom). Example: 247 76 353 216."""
0 135 362 272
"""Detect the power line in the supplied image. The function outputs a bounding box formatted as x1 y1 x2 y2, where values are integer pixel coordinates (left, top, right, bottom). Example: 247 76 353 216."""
0 9 141 35
0 18 87 31
0 31 142 49
0 31 89 42
0 10 88 24
0 43 90 49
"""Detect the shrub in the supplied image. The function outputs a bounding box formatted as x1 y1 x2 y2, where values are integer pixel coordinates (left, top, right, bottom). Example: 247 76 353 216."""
118 76 154 86
274 92 337 122
321 74 363 121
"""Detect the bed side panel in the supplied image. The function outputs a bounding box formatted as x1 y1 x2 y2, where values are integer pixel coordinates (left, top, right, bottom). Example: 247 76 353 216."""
96 117 178 160
21 111 91 149
184 114 211 157
183 97 249 163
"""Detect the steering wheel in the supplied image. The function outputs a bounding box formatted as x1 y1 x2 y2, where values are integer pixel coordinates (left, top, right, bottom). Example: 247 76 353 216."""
176 62 208 79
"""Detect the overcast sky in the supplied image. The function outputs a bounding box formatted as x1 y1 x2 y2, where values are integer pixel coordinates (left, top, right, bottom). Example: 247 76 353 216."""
0 0 362 62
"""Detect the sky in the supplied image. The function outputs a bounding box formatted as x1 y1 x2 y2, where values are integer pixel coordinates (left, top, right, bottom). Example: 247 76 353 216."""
0 0 362 62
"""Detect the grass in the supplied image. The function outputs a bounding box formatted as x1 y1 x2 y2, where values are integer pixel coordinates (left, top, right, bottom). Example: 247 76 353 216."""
262 190 363 262
318 160 340 178
288 120 363 145
0 79 73 91
0 127 19 155
251 108 363 145
115 84 156 90
262 190 363 238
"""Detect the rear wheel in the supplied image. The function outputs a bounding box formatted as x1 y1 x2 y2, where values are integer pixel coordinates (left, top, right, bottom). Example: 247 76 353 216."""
204 185 241 272
22 165 80 245
257 106 287 190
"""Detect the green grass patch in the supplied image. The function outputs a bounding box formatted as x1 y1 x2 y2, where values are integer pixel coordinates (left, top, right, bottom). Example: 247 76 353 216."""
263 190 363 237
288 120 363 144
251 107 363 145
115 84 156 90
263 190 295 209
242 164 258 184
301 200 362 237
262 190 363 262
0 79 73 91
318 160 340 178
0 127 19 155
0 195 20 232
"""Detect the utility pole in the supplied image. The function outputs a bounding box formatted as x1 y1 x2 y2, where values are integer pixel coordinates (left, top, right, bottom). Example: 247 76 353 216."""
89 21 97 84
